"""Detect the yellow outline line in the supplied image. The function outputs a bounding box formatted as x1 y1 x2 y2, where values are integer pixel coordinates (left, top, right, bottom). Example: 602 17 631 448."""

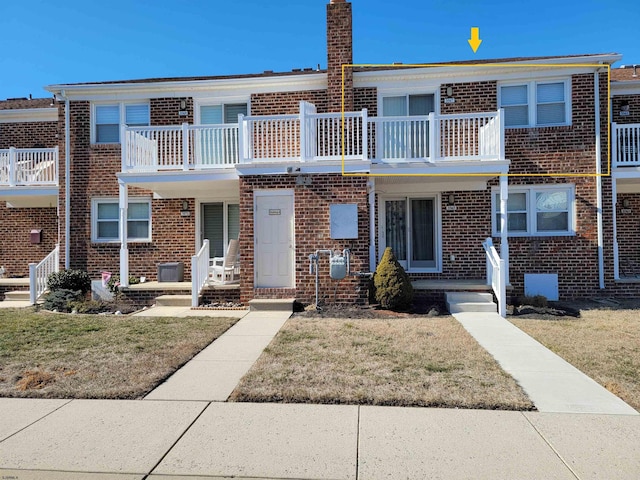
340 63 611 178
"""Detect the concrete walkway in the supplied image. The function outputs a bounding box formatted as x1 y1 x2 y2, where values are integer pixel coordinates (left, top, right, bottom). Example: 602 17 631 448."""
1 399 639 479
454 311 638 415
144 309 290 401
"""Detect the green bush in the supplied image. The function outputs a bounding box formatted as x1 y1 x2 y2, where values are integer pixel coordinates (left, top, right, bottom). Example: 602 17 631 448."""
106 274 140 294
43 289 83 312
47 270 91 295
374 247 414 310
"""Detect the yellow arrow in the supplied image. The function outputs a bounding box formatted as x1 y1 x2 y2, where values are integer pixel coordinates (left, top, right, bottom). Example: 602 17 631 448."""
468 27 482 53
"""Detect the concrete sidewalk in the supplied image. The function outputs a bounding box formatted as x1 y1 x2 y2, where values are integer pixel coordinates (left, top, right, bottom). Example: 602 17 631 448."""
144 309 290 401
1 399 639 479
454 311 638 415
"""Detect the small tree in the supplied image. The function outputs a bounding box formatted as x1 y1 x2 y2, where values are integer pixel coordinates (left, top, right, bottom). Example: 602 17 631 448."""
374 247 414 310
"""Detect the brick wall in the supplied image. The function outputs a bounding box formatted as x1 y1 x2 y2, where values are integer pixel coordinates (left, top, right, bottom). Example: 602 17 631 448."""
239 173 370 305
616 193 640 277
0 121 58 148
0 205 58 277
612 94 640 124
59 100 197 281
327 0 353 112
440 81 497 114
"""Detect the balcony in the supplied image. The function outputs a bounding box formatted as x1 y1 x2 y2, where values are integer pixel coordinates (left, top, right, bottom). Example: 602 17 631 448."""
612 123 640 169
122 102 505 175
0 147 59 207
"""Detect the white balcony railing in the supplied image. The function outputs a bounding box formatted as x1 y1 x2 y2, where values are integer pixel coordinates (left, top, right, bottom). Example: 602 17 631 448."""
191 239 210 308
29 244 60 305
483 237 506 318
0 147 59 186
612 122 640 167
122 102 504 172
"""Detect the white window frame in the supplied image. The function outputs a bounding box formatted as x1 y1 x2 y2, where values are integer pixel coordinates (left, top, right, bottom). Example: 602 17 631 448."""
492 185 576 237
91 101 150 144
498 79 571 128
194 98 250 125
91 198 152 243
378 194 442 273
197 200 240 256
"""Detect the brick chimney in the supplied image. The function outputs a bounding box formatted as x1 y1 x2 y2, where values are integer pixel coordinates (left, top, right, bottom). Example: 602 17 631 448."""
327 0 353 112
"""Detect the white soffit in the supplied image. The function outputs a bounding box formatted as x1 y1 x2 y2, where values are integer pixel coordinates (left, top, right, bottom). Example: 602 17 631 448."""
0 108 57 123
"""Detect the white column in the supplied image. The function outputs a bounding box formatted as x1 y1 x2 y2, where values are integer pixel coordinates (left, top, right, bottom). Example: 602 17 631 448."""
8 147 16 186
612 178 619 280
119 181 129 288
499 175 509 285
299 101 307 162
182 123 189 171
361 108 368 162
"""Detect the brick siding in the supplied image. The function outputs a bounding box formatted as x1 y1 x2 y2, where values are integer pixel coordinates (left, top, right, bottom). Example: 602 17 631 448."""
327 1 353 112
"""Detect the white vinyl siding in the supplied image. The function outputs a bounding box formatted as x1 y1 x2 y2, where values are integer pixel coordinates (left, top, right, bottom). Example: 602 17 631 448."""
492 185 574 236
92 198 151 242
93 102 150 143
499 80 570 128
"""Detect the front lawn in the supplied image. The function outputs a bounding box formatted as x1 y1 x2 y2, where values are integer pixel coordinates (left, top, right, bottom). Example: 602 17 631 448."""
512 303 640 411
0 308 237 399
230 315 534 410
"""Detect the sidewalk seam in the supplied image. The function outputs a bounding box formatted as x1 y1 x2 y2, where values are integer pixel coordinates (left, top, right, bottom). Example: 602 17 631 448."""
0 399 73 445
355 405 360 480
143 400 212 478
521 412 581 480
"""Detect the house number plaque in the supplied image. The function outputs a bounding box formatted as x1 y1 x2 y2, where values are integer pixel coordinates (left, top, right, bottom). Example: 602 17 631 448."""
269 209 281 215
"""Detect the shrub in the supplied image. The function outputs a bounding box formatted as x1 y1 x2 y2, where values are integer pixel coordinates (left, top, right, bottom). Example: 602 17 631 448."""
374 247 414 310
106 275 140 294
43 289 83 312
47 270 91 295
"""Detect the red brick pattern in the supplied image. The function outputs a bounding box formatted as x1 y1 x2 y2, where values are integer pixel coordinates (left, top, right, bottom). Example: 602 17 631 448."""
0 121 58 149
239 174 370 305
616 193 640 278
327 1 353 112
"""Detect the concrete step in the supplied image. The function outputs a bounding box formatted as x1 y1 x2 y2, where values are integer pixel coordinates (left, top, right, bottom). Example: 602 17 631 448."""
249 298 295 312
445 291 494 304
3 290 31 301
447 301 498 314
155 295 193 307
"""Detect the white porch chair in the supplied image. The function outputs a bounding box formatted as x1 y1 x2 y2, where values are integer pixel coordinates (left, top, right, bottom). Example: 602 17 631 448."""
209 239 240 284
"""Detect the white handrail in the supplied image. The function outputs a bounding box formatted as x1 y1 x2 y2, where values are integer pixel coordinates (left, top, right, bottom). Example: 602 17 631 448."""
482 238 506 318
191 239 210 307
612 122 640 167
0 147 58 186
29 244 60 305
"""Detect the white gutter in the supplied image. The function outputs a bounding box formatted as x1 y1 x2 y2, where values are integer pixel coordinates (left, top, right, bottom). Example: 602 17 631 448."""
368 179 376 270
594 71 605 289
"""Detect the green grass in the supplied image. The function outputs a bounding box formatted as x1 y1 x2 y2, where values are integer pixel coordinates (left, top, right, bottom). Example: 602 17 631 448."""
0 308 237 399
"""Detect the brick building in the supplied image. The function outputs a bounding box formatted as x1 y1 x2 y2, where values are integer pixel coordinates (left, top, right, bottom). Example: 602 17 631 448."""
2 0 639 308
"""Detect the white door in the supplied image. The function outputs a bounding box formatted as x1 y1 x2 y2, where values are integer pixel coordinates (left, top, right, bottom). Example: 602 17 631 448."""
255 192 294 287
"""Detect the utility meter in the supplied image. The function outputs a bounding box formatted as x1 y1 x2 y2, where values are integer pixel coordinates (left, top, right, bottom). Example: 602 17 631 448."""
330 254 347 280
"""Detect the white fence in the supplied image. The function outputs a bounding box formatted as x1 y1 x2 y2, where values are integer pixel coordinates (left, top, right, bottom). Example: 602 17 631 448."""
191 239 210 307
612 123 640 167
29 245 60 305
0 147 58 186
122 103 504 171
483 237 506 318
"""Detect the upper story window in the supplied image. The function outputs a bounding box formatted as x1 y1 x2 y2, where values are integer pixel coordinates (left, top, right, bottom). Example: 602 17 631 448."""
492 185 575 237
93 103 150 143
200 103 247 124
499 80 570 128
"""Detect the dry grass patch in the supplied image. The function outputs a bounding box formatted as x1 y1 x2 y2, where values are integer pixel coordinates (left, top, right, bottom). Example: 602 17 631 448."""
512 306 640 411
230 316 533 410
0 308 237 399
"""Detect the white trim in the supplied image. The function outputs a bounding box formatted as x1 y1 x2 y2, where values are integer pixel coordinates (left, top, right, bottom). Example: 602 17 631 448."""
498 78 572 128
91 197 152 243
194 98 251 123
491 184 576 237
91 101 150 144
0 108 57 123
377 194 442 273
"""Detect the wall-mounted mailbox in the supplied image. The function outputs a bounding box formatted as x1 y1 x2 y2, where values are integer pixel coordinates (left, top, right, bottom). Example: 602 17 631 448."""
30 229 42 244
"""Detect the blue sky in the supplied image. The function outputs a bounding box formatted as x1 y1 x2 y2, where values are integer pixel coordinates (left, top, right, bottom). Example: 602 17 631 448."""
1 0 639 100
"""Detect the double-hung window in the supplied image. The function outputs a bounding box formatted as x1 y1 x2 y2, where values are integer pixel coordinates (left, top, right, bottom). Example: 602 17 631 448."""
94 103 150 143
499 80 570 127
92 198 151 242
492 185 574 236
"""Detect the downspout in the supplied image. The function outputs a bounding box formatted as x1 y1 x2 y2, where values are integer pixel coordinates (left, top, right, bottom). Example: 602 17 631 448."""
57 90 71 270
368 179 376 271
594 69 605 289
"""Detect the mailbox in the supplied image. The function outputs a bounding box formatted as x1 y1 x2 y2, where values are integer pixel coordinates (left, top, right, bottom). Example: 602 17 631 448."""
30 229 42 244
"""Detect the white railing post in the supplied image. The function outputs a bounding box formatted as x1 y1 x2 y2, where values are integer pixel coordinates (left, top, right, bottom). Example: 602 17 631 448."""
191 254 199 307
237 114 245 163
611 122 618 168
8 147 16 187
182 123 189 171
498 258 506 317
484 238 492 286
299 102 308 162
498 108 505 161
191 239 210 307
362 109 368 162
428 113 437 162
121 124 127 171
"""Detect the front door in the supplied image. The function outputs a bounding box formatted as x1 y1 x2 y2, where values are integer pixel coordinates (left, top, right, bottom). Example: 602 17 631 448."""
255 192 294 287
